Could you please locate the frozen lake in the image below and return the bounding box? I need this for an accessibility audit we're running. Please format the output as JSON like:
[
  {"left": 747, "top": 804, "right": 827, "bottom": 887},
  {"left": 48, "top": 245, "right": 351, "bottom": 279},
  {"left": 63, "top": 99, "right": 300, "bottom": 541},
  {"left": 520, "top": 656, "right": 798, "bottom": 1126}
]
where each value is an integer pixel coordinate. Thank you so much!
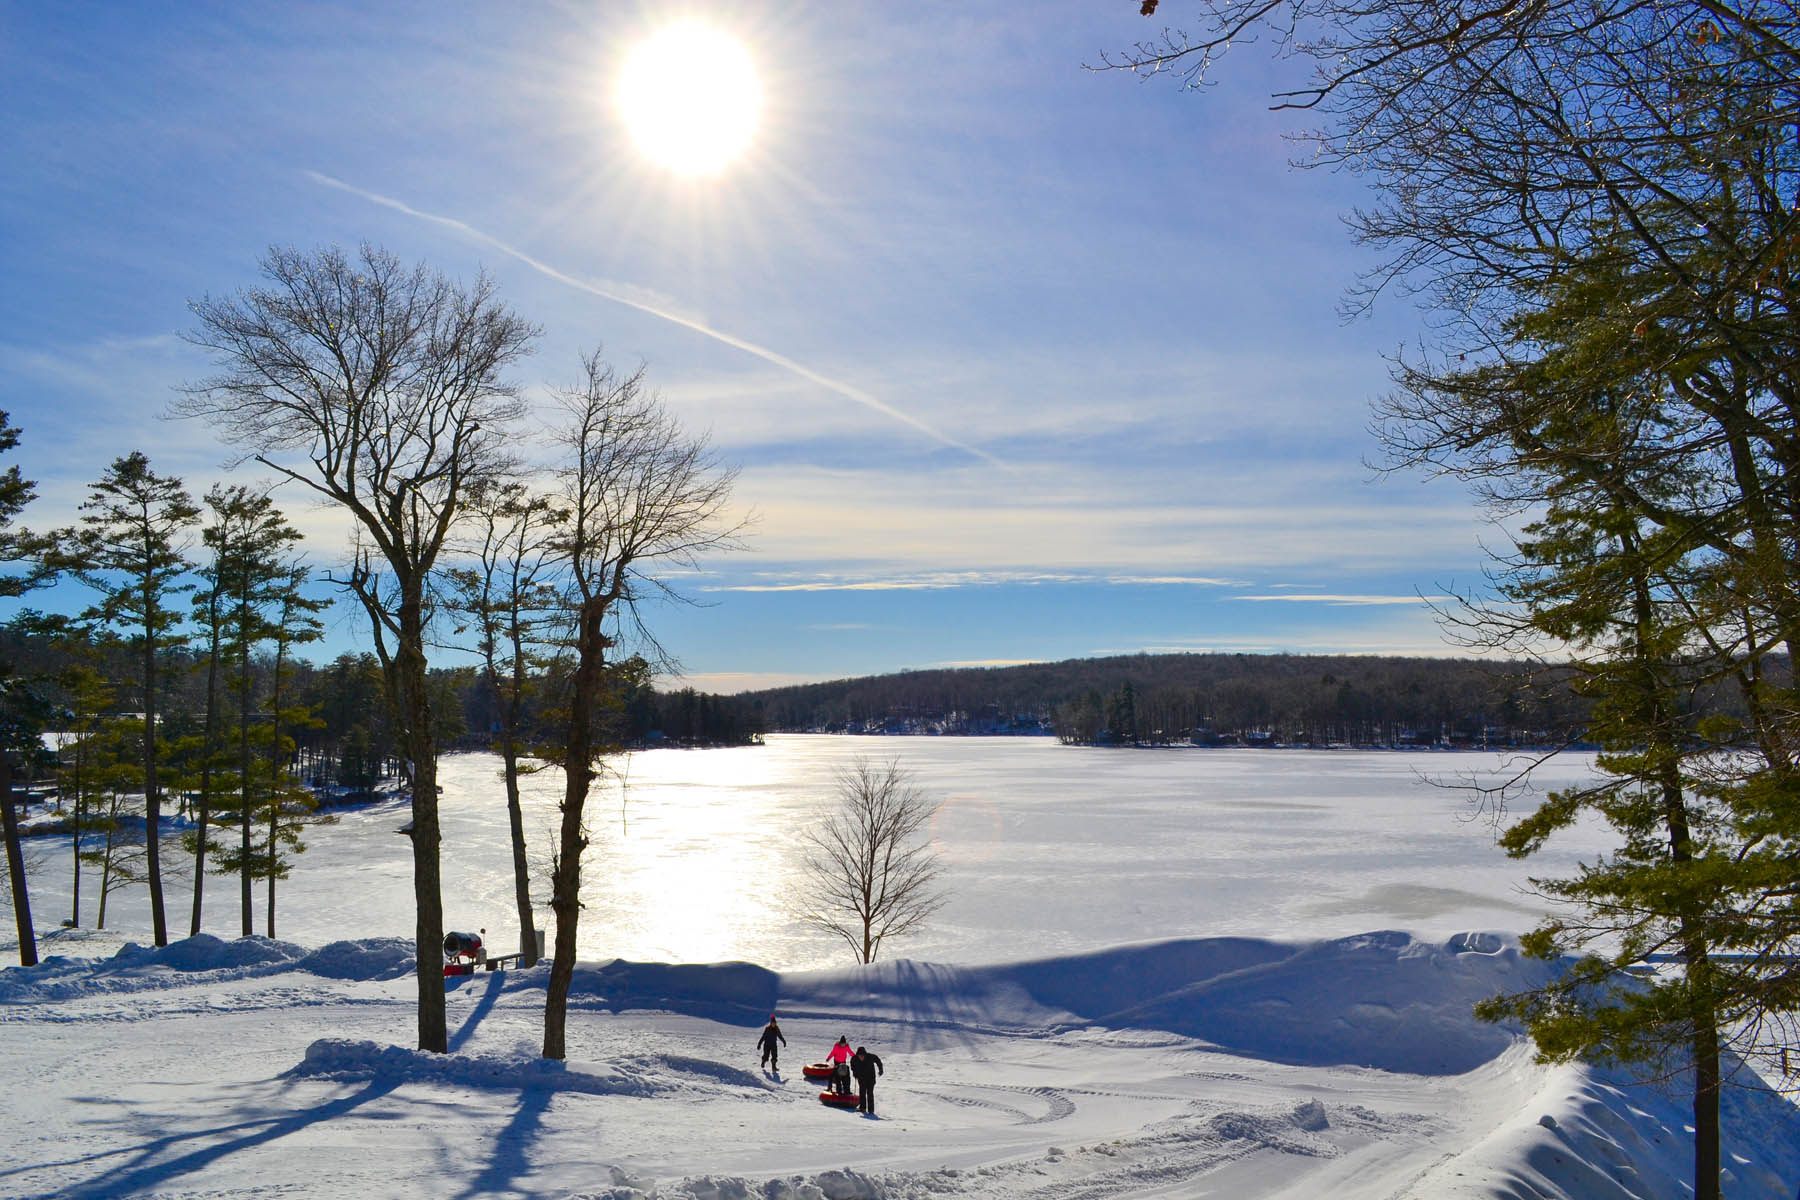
[
  {"left": 16, "top": 734, "right": 1608, "bottom": 971},
  {"left": 10, "top": 737, "right": 1620, "bottom": 971},
  {"left": 532, "top": 735, "right": 1608, "bottom": 969}
]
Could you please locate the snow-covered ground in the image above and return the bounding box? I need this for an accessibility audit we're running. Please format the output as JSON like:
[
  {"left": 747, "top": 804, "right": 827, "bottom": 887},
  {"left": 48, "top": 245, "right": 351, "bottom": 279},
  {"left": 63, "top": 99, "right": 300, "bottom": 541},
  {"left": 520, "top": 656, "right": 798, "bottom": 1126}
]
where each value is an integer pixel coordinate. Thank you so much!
[{"left": 3, "top": 736, "right": 1798, "bottom": 1198}]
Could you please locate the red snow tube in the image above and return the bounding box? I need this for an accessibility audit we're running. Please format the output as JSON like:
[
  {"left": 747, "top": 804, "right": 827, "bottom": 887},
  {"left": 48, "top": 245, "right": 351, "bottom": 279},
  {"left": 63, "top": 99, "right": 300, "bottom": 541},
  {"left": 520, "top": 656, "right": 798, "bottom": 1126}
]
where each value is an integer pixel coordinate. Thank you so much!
[
  {"left": 819, "top": 1091, "right": 860, "bottom": 1109},
  {"left": 801, "top": 1063, "right": 836, "bottom": 1082}
]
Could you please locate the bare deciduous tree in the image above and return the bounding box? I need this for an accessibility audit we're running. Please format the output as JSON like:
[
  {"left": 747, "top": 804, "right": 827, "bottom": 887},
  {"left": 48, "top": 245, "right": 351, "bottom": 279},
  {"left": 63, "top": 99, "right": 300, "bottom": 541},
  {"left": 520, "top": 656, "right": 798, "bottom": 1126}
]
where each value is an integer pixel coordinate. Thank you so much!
[
  {"left": 444, "top": 479, "right": 565, "bottom": 969},
  {"left": 801, "top": 758, "right": 947, "bottom": 965},
  {"left": 540, "top": 352, "right": 741, "bottom": 1060},
  {"left": 178, "top": 242, "right": 537, "bottom": 1053}
]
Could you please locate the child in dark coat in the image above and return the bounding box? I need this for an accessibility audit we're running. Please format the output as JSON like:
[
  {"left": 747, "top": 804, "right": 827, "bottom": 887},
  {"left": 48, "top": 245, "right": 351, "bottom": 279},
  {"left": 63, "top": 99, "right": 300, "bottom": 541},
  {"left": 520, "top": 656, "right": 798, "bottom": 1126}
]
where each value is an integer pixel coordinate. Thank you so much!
[{"left": 757, "top": 1016, "right": 786, "bottom": 1071}]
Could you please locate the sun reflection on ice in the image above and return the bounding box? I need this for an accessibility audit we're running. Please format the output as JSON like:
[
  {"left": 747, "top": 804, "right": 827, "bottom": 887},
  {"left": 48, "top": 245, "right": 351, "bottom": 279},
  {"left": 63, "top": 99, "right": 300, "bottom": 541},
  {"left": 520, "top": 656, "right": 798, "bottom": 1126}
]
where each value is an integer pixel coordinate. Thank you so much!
[{"left": 575, "top": 747, "right": 806, "bottom": 965}]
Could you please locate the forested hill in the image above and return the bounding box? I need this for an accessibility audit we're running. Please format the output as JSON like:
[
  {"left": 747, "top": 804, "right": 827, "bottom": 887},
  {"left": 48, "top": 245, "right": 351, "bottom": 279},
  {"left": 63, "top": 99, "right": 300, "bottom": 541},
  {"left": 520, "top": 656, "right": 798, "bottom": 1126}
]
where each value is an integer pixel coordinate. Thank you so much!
[{"left": 741, "top": 652, "right": 1594, "bottom": 747}]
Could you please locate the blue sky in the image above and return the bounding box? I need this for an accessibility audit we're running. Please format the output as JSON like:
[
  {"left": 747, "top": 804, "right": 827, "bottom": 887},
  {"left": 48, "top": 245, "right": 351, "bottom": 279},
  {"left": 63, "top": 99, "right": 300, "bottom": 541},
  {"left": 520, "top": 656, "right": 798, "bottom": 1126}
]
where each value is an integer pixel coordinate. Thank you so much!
[{"left": 1, "top": 2, "right": 1493, "bottom": 691}]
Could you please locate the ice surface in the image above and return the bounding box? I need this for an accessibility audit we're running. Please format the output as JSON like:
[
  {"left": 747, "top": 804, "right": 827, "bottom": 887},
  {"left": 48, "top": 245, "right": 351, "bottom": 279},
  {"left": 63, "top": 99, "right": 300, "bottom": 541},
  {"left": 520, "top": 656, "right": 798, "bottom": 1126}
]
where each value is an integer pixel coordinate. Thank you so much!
[{"left": 8, "top": 735, "right": 1621, "bottom": 970}]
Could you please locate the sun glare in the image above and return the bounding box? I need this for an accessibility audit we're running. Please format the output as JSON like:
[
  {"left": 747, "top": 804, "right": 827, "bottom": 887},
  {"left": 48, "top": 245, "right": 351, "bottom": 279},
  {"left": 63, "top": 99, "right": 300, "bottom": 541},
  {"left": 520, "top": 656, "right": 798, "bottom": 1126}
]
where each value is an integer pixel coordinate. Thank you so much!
[{"left": 616, "top": 24, "right": 761, "bottom": 175}]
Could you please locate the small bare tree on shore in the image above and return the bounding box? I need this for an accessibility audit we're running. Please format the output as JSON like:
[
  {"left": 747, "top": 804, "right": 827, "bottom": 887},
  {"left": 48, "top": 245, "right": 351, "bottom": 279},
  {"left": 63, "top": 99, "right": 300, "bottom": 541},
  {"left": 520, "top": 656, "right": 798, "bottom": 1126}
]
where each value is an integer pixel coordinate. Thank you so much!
[{"left": 802, "top": 758, "right": 947, "bottom": 964}]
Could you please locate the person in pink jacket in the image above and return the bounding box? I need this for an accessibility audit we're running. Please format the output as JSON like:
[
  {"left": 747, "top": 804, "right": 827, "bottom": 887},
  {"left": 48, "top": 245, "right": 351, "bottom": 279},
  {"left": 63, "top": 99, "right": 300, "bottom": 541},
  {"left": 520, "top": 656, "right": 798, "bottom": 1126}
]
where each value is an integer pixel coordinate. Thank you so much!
[{"left": 826, "top": 1035, "right": 853, "bottom": 1095}]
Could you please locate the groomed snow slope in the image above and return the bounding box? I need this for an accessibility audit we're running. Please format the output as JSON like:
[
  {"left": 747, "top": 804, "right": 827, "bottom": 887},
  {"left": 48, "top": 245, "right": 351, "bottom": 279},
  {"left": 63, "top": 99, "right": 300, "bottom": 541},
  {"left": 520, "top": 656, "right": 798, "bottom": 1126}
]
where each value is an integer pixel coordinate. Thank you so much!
[{"left": 3, "top": 930, "right": 1797, "bottom": 1199}]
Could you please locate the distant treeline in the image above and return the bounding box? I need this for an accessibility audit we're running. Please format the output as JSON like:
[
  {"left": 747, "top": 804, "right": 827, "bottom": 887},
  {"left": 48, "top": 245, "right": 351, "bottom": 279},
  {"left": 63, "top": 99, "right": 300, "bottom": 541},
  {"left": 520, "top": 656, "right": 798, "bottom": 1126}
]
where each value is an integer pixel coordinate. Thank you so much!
[
  {"left": 740, "top": 652, "right": 1617, "bottom": 746},
  {"left": 0, "top": 627, "right": 764, "bottom": 799}
]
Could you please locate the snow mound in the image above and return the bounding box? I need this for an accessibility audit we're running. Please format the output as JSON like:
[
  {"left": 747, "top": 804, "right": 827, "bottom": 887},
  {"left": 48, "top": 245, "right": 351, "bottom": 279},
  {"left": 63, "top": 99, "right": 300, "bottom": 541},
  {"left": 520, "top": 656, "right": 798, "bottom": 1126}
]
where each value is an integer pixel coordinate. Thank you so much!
[
  {"left": 295, "top": 937, "right": 417, "bottom": 980},
  {"left": 290, "top": 1039, "right": 780, "bottom": 1099},
  {"left": 763, "top": 930, "right": 1548, "bottom": 1074},
  {"left": 0, "top": 933, "right": 309, "bottom": 1002},
  {"left": 1408, "top": 1048, "right": 1800, "bottom": 1198},
  {"left": 0, "top": 934, "right": 419, "bottom": 1004},
  {"left": 569, "top": 958, "right": 783, "bottom": 1025},
  {"left": 114, "top": 932, "right": 305, "bottom": 971},
  {"left": 291, "top": 1038, "right": 660, "bottom": 1096},
  {"left": 569, "top": 1166, "right": 887, "bottom": 1200},
  {"left": 1104, "top": 930, "right": 1550, "bottom": 1073}
]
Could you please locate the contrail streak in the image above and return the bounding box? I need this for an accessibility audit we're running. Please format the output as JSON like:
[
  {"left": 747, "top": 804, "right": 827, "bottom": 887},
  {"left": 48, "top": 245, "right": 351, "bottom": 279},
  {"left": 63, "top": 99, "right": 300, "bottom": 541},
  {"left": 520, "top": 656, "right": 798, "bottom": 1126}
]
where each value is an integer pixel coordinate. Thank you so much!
[{"left": 305, "top": 170, "right": 1003, "bottom": 466}]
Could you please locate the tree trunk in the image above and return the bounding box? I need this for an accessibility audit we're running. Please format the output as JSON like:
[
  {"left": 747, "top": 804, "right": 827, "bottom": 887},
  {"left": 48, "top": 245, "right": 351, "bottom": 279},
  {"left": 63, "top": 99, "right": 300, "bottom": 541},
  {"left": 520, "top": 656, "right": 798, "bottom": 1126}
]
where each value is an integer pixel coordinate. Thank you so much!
[
  {"left": 191, "top": 620, "right": 221, "bottom": 936},
  {"left": 502, "top": 744, "right": 537, "bottom": 967},
  {"left": 544, "top": 599, "right": 602, "bottom": 1061},
  {"left": 70, "top": 753, "right": 82, "bottom": 929},
  {"left": 2, "top": 756, "right": 37, "bottom": 967},
  {"left": 97, "top": 791, "right": 117, "bottom": 930},
  {"left": 398, "top": 589, "right": 446, "bottom": 1053},
  {"left": 142, "top": 618, "right": 166, "bottom": 946},
  {"left": 1686, "top": 943, "right": 1722, "bottom": 1200},
  {"left": 266, "top": 640, "right": 286, "bottom": 939},
  {"left": 238, "top": 637, "right": 253, "bottom": 937}
]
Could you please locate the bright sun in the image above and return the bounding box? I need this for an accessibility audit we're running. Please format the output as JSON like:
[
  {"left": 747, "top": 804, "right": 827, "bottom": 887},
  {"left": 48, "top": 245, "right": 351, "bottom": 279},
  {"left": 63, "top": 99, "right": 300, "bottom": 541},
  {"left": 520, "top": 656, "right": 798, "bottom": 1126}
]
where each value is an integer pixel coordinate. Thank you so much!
[{"left": 617, "top": 24, "right": 761, "bottom": 175}]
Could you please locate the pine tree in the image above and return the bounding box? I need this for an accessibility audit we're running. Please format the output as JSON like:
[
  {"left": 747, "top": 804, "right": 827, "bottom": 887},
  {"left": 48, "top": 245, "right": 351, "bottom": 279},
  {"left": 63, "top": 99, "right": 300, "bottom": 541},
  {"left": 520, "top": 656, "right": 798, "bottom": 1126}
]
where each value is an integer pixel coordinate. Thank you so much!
[
  {"left": 1421, "top": 246, "right": 1799, "bottom": 1199},
  {"left": 207, "top": 488, "right": 298, "bottom": 937},
  {"left": 77, "top": 718, "right": 148, "bottom": 932},
  {"left": 183, "top": 485, "right": 285, "bottom": 935},
  {"left": 57, "top": 453, "right": 198, "bottom": 948},
  {"left": 0, "top": 412, "right": 53, "bottom": 965},
  {"left": 260, "top": 559, "right": 327, "bottom": 936},
  {"left": 51, "top": 647, "right": 116, "bottom": 931}
]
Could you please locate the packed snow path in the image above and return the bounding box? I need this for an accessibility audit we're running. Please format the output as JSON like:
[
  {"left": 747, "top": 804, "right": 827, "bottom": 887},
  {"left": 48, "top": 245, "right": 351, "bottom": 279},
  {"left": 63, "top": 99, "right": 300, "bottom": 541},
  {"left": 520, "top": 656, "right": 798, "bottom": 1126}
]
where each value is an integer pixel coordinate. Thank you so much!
[{"left": 3, "top": 932, "right": 1797, "bottom": 1199}]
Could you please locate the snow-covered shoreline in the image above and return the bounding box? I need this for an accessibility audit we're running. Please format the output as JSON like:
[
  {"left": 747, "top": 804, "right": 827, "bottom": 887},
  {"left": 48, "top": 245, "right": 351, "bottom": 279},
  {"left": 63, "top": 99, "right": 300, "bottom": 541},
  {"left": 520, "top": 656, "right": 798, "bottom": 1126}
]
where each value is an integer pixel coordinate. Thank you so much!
[{"left": 3, "top": 929, "right": 1797, "bottom": 1198}]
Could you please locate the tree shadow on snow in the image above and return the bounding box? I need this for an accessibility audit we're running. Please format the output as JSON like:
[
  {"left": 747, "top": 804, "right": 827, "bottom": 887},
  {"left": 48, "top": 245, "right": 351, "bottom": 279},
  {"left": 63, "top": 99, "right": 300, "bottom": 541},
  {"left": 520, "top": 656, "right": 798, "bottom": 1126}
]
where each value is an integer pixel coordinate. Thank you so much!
[
  {"left": 455, "top": 1086, "right": 554, "bottom": 1200},
  {"left": 7, "top": 1076, "right": 401, "bottom": 1199},
  {"left": 449, "top": 970, "right": 509, "bottom": 1053}
]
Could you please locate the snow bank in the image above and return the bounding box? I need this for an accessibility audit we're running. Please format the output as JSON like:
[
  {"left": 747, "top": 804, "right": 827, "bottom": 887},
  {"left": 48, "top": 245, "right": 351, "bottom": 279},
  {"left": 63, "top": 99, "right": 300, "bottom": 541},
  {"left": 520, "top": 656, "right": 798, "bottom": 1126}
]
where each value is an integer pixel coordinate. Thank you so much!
[
  {"left": 0, "top": 933, "right": 417, "bottom": 1002},
  {"left": 1106, "top": 929, "right": 1549, "bottom": 1073},
  {"left": 295, "top": 937, "right": 418, "bottom": 980},
  {"left": 568, "top": 1165, "right": 888, "bottom": 1200},
  {"left": 290, "top": 1037, "right": 776, "bottom": 1099},
  {"left": 1404, "top": 1048, "right": 1800, "bottom": 1198},
  {"left": 596, "top": 930, "right": 1552, "bottom": 1075},
  {"left": 6, "top": 924, "right": 1798, "bottom": 1198},
  {"left": 569, "top": 957, "right": 783, "bottom": 1025}
]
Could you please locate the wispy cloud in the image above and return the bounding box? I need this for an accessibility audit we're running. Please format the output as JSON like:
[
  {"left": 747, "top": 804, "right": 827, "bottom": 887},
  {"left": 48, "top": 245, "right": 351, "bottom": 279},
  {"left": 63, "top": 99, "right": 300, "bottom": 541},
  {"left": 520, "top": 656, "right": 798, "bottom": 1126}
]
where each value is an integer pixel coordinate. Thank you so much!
[
  {"left": 664, "top": 669, "right": 845, "bottom": 694},
  {"left": 1237, "top": 594, "right": 1445, "bottom": 606},
  {"left": 703, "top": 569, "right": 1250, "bottom": 593},
  {"left": 304, "top": 170, "right": 1003, "bottom": 467}
]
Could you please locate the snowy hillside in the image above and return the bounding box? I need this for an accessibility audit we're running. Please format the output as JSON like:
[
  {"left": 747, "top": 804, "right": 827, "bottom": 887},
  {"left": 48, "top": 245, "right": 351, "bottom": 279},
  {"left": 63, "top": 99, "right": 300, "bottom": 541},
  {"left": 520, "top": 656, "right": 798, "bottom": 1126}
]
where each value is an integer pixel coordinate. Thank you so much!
[
  {"left": 3, "top": 929, "right": 1797, "bottom": 1198},
  {"left": 4, "top": 740, "right": 1799, "bottom": 1196}
]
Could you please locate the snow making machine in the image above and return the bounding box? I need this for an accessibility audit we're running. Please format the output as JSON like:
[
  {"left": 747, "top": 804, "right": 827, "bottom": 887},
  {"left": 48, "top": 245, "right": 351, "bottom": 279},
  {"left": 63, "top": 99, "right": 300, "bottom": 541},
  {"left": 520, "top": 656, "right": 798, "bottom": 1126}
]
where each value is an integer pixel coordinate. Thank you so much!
[{"left": 443, "top": 930, "right": 485, "bottom": 976}]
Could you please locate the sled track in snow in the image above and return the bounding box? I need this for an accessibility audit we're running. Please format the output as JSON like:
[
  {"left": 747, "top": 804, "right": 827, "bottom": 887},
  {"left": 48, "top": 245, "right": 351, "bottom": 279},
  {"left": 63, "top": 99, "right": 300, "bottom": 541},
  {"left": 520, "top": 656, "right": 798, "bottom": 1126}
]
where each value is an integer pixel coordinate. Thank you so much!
[{"left": 916, "top": 1083, "right": 1077, "bottom": 1126}]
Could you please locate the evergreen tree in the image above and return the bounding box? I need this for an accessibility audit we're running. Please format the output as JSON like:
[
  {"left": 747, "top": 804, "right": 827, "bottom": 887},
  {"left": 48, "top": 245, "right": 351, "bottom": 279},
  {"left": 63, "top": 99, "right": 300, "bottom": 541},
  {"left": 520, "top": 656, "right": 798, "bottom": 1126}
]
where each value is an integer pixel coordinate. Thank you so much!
[
  {"left": 77, "top": 718, "right": 148, "bottom": 932},
  {"left": 210, "top": 488, "right": 298, "bottom": 936},
  {"left": 57, "top": 453, "right": 198, "bottom": 948},
  {"left": 0, "top": 412, "right": 53, "bottom": 965},
  {"left": 50, "top": 644, "right": 116, "bottom": 931},
  {"left": 260, "top": 559, "right": 327, "bottom": 936},
  {"left": 183, "top": 485, "right": 287, "bottom": 935},
  {"left": 1417, "top": 240, "right": 1800, "bottom": 1197}
]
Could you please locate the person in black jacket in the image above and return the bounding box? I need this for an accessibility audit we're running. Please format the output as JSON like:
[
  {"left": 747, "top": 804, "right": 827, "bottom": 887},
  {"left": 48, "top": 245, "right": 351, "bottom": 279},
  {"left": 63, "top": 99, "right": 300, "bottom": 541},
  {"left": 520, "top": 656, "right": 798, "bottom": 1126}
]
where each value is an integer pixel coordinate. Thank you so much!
[
  {"left": 850, "top": 1045, "right": 884, "bottom": 1115},
  {"left": 757, "top": 1015, "right": 786, "bottom": 1072}
]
